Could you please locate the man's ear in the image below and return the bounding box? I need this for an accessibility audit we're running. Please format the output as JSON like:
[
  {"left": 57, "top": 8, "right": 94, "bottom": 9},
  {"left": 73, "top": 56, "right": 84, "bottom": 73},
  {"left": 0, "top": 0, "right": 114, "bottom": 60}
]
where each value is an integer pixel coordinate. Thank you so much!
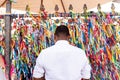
[
  {"left": 67, "top": 35, "right": 70, "bottom": 41},
  {"left": 54, "top": 35, "right": 57, "bottom": 42}
]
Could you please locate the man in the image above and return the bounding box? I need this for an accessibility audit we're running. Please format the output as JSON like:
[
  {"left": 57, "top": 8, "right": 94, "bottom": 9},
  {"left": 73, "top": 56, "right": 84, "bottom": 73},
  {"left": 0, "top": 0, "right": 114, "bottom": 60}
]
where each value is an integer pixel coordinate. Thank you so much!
[{"left": 33, "top": 25, "right": 91, "bottom": 80}]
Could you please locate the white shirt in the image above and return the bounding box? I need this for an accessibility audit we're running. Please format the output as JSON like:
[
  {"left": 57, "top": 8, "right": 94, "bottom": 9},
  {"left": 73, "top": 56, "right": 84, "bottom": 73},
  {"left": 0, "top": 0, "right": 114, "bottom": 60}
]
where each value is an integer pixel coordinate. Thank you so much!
[
  {"left": 0, "top": 68, "right": 6, "bottom": 80},
  {"left": 33, "top": 40, "right": 91, "bottom": 80}
]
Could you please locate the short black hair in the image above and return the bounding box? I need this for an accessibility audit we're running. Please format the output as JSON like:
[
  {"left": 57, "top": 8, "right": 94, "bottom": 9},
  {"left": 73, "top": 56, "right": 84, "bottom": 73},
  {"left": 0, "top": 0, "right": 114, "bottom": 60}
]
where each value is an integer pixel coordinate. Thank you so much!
[{"left": 54, "top": 25, "right": 70, "bottom": 36}]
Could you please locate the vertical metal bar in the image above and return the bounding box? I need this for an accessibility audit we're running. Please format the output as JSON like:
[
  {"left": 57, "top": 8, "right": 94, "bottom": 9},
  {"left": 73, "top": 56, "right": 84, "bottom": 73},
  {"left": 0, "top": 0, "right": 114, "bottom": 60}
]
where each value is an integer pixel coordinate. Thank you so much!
[
  {"left": 41, "top": 0, "right": 43, "bottom": 6},
  {"left": 40, "top": 0, "right": 43, "bottom": 11},
  {"left": 0, "top": 0, "right": 7, "bottom": 7},
  {"left": 5, "top": 0, "right": 11, "bottom": 80},
  {"left": 60, "top": 0, "right": 66, "bottom": 13}
]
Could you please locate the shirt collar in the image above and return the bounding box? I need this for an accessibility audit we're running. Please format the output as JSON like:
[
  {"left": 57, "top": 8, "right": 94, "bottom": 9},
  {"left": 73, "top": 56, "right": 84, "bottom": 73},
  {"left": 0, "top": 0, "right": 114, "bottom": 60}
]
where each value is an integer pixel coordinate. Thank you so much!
[{"left": 55, "top": 40, "right": 69, "bottom": 45}]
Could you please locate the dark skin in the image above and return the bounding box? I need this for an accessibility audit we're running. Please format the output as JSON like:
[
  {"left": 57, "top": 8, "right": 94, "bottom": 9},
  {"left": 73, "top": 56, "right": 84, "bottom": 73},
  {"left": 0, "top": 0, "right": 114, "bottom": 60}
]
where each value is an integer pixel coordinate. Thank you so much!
[
  {"left": 33, "top": 34, "right": 90, "bottom": 80},
  {"left": 82, "top": 79, "right": 90, "bottom": 80},
  {"left": 32, "top": 77, "right": 45, "bottom": 80}
]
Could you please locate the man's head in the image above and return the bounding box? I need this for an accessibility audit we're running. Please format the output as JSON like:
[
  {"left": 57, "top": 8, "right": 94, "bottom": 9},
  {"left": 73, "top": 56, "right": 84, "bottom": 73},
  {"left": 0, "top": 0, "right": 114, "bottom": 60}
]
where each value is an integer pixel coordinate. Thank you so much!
[{"left": 54, "top": 25, "right": 70, "bottom": 42}]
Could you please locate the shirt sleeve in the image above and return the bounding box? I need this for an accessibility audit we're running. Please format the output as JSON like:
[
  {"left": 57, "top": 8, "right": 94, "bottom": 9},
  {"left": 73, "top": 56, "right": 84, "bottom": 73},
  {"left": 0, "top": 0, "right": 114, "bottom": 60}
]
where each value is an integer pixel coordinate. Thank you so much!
[
  {"left": 0, "top": 68, "right": 6, "bottom": 80},
  {"left": 81, "top": 52, "right": 91, "bottom": 79},
  {"left": 33, "top": 51, "right": 45, "bottom": 78}
]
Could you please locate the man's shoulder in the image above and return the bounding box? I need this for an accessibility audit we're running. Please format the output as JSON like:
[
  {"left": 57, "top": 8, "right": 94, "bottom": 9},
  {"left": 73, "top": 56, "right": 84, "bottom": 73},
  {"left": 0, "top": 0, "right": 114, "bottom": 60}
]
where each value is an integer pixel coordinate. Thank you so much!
[
  {"left": 41, "top": 45, "right": 56, "bottom": 53},
  {"left": 0, "top": 68, "right": 6, "bottom": 80},
  {"left": 38, "top": 46, "right": 55, "bottom": 58},
  {"left": 70, "top": 45, "right": 85, "bottom": 53}
]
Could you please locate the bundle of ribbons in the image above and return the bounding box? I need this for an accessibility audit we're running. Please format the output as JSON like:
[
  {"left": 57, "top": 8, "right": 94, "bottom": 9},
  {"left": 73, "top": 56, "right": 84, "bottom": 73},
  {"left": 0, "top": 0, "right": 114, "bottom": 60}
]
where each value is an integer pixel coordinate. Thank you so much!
[{"left": 0, "top": 11, "right": 120, "bottom": 80}]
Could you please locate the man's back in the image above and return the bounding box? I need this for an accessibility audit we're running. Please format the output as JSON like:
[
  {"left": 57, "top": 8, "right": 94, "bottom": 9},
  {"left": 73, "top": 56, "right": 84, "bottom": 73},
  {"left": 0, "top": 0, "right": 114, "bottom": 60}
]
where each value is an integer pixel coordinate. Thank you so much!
[{"left": 33, "top": 40, "right": 91, "bottom": 80}]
